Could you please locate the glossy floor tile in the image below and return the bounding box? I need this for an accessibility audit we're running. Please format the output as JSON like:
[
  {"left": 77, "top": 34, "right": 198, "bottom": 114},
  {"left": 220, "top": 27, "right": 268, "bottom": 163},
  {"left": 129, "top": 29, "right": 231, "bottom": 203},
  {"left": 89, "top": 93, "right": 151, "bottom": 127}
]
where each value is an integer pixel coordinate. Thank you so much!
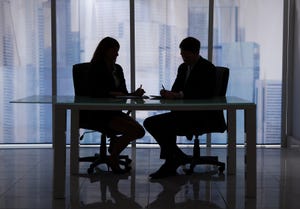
[{"left": 0, "top": 146, "right": 300, "bottom": 209}]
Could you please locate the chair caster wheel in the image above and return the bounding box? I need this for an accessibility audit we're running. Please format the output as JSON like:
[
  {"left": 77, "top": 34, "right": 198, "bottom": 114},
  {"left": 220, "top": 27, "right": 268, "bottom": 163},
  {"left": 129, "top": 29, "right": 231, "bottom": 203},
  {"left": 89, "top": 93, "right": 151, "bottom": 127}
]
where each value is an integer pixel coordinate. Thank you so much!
[
  {"left": 183, "top": 168, "right": 193, "bottom": 175},
  {"left": 87, "top": 167, "right": 94, "bottom": 174},
  {"left": 218, "top": 166, "right": 225, "bottom": 174}
]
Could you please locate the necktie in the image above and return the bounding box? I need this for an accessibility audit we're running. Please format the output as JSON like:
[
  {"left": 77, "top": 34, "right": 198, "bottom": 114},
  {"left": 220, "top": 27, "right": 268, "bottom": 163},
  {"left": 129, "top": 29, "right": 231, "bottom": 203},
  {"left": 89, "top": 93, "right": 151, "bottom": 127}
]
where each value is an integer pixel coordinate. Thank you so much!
[{"left": 185, "top": 65, "right": 191, "bottom": 84}]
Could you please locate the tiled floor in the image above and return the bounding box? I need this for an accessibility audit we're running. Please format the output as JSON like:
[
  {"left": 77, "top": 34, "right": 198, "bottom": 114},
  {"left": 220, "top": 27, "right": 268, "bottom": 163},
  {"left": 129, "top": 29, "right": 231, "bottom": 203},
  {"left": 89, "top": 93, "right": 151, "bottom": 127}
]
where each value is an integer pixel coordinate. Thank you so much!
[{"left": 0, "top": 146, "right": 300, "bottom": 209}]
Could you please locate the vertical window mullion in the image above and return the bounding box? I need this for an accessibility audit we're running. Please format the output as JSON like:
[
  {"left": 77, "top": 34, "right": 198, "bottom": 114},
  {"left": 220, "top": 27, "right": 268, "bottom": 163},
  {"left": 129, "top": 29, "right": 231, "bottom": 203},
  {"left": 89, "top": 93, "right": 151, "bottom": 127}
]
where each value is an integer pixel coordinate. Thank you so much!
[
  {"left": 51, "top": 0, "right": 57, "bottom": 96},
  {"left": 51, "top": 0, "right": 57, "bottom": 146},
  {"left": 208, "top": 0, "right": 214, "bottom": 62},
  {"left": 130, "top": 0, "right": 135, "bottom": 93},
  {"left": 206, "top": 0, "right": 214, "bottom": 146}
]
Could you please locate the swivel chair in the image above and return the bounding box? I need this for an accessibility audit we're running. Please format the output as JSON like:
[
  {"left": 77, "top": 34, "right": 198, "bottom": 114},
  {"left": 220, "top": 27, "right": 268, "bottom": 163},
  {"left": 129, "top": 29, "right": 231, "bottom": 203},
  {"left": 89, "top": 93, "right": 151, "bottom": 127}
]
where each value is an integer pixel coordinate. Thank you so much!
[
  {"left": 183, "top": 66, "right": 229, "bottom": 174},
  {"left": 72, "top": 62, "right": 131, "bottom": 174}
]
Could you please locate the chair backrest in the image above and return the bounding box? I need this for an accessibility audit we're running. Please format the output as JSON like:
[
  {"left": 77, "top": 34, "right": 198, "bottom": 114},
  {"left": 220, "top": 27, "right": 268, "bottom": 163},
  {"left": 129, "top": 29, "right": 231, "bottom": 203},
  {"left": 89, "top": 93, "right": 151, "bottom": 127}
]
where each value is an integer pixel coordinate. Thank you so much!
[
  {"left": 214, "top": 66, "right": 229, "bottom": 97},
  {"left": 72, "top": 62, "right": 92, "bottom": 96},
  {"left": 187, "top": 66, "right": 229, "bottom": 137}
]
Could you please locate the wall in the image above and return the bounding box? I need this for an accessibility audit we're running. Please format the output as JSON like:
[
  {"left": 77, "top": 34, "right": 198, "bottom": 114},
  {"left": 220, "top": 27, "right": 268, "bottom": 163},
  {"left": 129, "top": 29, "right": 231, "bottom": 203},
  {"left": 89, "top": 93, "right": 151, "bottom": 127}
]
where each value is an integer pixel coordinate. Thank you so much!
[{"left": 289, "top": 0, "right": 300, "bottom": 146}]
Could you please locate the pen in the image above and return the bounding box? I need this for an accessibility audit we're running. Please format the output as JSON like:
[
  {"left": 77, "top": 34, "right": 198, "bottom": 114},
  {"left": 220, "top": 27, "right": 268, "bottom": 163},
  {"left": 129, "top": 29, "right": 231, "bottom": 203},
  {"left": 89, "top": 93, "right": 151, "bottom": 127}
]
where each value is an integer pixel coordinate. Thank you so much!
[{"left": 162, "top": 84, "right": 165, "bottom": 90}]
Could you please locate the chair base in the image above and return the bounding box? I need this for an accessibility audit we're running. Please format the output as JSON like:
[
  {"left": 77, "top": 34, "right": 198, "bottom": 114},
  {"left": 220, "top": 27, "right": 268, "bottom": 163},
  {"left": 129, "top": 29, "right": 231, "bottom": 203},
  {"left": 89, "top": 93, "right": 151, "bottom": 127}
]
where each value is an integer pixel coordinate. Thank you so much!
[
  {"left": 79, "top": 154, "right": 132, "bottom": 174},
  {"left": 184, "top": 137, "right": 225, "bottom": 175},
  {"left": 79, "top": 133, "right": 131, "bottom": 174},
  {"left": 184, "top": 155, "right": 225, "bottom": 175}
]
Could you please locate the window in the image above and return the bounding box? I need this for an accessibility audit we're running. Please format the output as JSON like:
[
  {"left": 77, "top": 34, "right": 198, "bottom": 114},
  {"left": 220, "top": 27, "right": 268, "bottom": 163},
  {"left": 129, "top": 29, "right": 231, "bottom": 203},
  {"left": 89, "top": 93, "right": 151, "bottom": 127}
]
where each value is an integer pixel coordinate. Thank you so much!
[
  {"left": 134, "top": 0, "right": 210, "bottom": 143},
  {"left": 56, "top": 0, "right": 130, "bottom": 144},
  {"left": 212, "top": 0, "right": 283, "bottom": 144},
  {"left": 0, "top": 0, "right": 51, "bottom": 143},
  {"left": 0, "top": 0, "right": 283, "bottom": 145}
]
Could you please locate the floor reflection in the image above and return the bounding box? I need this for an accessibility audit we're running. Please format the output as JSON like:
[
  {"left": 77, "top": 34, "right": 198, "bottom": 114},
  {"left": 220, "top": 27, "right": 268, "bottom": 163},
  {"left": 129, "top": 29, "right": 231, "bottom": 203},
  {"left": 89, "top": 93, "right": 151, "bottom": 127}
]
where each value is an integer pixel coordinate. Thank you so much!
[
  {"left": 71, "top": 166, "right": 226, "bottom": 209},
  {"left": 147, "top": 171, "right": 225, "bottom": 209},
  {"left": 72, "top": 170, "right": 142, "bottom": 209},
  {"left": 3, "top": 147, "right": 299, "bottom": 209}
]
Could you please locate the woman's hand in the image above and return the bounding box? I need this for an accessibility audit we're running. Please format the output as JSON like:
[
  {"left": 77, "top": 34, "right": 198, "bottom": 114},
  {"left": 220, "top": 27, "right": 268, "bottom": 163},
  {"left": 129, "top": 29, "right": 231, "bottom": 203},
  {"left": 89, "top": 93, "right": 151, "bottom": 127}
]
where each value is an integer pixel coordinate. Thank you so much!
[
  {"left": 132, "top": 85, "right": 145, "bottom": 97},
  {"left": 160, "top": 89, "right": 183, "bottom": 99}
]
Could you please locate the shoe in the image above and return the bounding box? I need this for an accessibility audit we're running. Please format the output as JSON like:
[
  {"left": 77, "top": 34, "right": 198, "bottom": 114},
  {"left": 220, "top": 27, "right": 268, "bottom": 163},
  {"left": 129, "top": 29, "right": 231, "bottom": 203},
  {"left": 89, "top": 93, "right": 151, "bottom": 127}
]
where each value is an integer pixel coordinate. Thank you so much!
[
  {"left": 108, "top": 137, "right": 116, "bottom": 154},
  {"left": 109, "top": 139, "right": 132, "bottom": 166},
  {"left": 119, "top": 158, "right": 132, "bottom": 165},
  {"left": 126, "top": 158, "right": 132, "bottom": 164},
  {"left": 149, "top": 163, "right": 177, "bottom": 179},
  {"left": 107, "top": 156, "right": 129, "bottom": 174},
  {"left": 178, "top": 155, "right": 192, "bottom": 165},
  {"left": 168, "top": 155, "right": 192, "bottom": 171}
]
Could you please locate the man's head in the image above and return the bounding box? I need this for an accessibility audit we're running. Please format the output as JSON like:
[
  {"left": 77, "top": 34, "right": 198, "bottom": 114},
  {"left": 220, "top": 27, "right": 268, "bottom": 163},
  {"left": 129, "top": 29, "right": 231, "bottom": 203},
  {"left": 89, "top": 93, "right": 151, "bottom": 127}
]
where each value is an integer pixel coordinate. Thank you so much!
[{"left": 179, "top": 37, "right": 200, "bottom": 65}]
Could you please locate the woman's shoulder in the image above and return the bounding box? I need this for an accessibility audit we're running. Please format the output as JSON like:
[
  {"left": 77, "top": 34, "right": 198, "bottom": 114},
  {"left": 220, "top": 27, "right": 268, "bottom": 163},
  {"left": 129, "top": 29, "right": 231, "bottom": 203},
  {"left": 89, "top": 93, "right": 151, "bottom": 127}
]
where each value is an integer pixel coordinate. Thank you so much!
[
  {"left": 114, "top": 63, "right": 123, "bottom": 70},
  {"left": 114, "top": 64, "right": 125, "bottom": 76}
]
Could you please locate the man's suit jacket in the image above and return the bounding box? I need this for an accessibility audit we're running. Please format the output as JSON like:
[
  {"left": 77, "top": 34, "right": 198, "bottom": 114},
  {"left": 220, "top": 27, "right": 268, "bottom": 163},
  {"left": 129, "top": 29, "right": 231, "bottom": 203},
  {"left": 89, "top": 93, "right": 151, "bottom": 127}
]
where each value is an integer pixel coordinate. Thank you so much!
[
  {"left": 171, "top": 56, "right": 226, "bottom": 132},
  {"left": 172, "top": 56, "right": 216, "bottom": 99}
]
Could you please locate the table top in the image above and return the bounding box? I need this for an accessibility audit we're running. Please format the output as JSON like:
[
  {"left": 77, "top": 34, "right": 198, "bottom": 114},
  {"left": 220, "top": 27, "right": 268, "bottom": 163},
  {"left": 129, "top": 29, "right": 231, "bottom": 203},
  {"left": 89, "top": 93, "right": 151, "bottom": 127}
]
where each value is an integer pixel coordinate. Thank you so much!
[{"left": 11, "top": 95, "right": 255, "bottom": 111}]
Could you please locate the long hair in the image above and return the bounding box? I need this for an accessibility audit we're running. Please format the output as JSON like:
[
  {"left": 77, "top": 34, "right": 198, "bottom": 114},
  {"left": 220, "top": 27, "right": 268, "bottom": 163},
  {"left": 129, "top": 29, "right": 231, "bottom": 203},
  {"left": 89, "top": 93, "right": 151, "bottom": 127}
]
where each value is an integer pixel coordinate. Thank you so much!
[{"left": 91, "top": 37, "right": 120, "bottom": 64}]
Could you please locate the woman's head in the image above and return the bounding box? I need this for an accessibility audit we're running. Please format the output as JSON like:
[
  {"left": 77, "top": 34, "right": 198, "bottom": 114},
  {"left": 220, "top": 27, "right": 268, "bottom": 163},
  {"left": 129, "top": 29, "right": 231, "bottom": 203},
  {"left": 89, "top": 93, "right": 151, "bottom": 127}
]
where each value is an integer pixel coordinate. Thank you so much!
[{"left": 91, "top": 37, "right": 120, "bottom": 64}]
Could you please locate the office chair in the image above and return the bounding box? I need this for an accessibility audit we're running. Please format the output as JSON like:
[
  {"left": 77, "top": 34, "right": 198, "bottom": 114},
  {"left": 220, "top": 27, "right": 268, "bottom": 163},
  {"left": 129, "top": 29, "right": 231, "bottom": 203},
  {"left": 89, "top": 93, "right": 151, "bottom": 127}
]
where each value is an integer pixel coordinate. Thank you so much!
[
  {"left": 182, "top": 66, "right": 229, "bottom": 174},
  {"left": 72, "top": 62, "right": 131, "bottom": 174}
]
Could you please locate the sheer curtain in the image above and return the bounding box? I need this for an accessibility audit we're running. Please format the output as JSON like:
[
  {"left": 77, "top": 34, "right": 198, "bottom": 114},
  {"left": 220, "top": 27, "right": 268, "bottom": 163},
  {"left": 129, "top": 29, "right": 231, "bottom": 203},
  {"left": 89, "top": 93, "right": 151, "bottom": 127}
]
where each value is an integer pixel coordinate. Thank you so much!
[
  {"left": 56, "top": 0, "right": 130, "bottom": 144},
  {"left": 56, "top": 0, "right": 130, "bottom": 96},
  {"left": 135, "top": 0, "right": 210, "bottom": 144},
  {"left": 0, "top": 0, "right": 51, "bottom": 143}
]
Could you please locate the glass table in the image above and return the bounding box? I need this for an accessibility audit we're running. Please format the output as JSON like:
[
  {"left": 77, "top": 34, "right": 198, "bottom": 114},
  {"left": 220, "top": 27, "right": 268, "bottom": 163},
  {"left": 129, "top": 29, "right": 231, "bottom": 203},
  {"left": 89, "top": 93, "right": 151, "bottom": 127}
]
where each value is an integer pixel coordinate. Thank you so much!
[{"left": 11, "top": 95, "right": 257, "bottom": 199}]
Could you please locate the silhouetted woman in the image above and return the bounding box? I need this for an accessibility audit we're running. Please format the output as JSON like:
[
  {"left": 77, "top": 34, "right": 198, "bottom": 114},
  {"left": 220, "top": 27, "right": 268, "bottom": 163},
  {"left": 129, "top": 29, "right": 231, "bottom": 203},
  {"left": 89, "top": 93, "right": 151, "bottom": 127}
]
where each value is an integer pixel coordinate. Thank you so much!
[{"left": 82, "top": 37, "right": 145, "bottom": 173}]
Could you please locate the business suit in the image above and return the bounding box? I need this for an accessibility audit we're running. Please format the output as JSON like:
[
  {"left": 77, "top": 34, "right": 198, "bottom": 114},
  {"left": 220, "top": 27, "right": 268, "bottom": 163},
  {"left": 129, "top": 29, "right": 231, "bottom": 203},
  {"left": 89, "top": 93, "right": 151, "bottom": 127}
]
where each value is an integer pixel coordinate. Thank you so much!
[
  {"left": 79, "top": 37, "right": 146, "bottom": 174},
  {"left": 143, "top": 56, "right": 226, "bottom": 160},
  {"left": 89, "top": 62, "right": 128, "bottom": 98},
  {"left": 79, "top": 62, "right": 129, "bottom": 131}
]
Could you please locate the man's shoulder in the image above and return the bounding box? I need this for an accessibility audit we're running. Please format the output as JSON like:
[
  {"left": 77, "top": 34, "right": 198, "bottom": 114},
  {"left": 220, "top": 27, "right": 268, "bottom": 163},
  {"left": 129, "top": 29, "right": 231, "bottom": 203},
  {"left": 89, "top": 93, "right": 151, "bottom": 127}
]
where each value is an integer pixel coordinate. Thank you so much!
[
  {"left": 178, "top": 62, "right": 187, "bottom": 68},
  {"left": 197, "top": 56, "right": 215, "bottom": 68}
]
